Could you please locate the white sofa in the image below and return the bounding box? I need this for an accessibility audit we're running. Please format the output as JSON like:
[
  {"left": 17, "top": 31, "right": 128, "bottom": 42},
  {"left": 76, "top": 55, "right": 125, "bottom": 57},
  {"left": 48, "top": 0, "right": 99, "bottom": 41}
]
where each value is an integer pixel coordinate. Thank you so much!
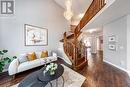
[{"left": 8, "top": 52, "right": 57, "bottom": 75}]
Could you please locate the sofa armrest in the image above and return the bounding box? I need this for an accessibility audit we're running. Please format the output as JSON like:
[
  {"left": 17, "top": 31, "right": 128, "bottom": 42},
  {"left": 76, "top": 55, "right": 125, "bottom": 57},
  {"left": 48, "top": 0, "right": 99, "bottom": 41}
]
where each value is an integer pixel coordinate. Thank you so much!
[
  {"left": 8, "top": 59, "right": 19, "bottom": 75},
  {"left": 52, "top": 52, "right": 57, "bottom": 61}
]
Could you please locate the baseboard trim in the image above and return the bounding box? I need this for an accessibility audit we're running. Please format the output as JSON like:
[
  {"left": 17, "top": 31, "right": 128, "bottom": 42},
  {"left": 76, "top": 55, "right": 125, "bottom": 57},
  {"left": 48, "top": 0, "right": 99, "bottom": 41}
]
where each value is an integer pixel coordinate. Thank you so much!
[
  {"left": 57, "top": 56, "right": 72, "bottom": 65},
  {"left": 103, "top": 60, "right": 130, "bottom": 75}
]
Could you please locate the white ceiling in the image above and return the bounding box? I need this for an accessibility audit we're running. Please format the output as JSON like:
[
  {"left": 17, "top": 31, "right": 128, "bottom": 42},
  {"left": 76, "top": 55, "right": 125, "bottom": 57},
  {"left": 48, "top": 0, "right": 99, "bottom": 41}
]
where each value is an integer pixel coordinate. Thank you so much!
[
  {"left": 54, "top": 0, "right": 130, "bottom": 29},
  {"left": 83, "top": 0, "right": 130, "bottom": 30},
  {"left": 54, "top": 0, "right": 92, "bottom": 15}
]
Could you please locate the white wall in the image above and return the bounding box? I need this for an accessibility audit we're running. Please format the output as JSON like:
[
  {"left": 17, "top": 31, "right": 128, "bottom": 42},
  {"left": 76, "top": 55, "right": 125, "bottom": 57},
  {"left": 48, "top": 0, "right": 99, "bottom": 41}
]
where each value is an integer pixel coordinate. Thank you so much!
[
  {"left": 0, "top": 0, "right": 67, "bottom": 56},
  {"left": 0, "top": 19, "right": 2, "bottom": 44},
  {"left": 103, "top": 16, "right": 127, "bottom": 69},
  {"left": 127, "top": 15, "right": 130, "bottom": 71}
]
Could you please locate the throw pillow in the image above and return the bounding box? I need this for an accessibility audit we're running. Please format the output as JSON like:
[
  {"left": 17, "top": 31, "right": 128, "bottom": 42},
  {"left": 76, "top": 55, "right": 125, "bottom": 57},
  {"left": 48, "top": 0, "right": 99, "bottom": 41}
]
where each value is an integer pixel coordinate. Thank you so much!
[
  {"left": 18, "top": 53, "right": 28, "bottom": 63},
  {"left": 27, "top": 52, "right": 37, "bottom": 61},
  {"left": 41, "top": 51, "right": 48, "bottom": 58}
]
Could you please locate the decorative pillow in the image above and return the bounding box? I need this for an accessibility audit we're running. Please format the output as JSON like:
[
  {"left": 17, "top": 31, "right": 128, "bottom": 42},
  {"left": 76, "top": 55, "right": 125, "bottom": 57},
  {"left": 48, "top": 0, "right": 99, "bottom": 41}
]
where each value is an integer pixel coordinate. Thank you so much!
[
  {"left": 18, "top": 53, "right": 28, "bottom": 63},
  {"left": 27, "top": 52, "right": 37, "bottom": 61},
  {"left": 41, "top": 51, "right": 48, "bottom": 58}
]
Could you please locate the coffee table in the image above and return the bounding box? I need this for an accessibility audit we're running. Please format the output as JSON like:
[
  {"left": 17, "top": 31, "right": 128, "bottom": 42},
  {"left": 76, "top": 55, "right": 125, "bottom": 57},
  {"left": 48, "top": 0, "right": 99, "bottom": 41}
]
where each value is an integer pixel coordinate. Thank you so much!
[{"left": 18, "top": 64, "right": 64, "bottom": 87}]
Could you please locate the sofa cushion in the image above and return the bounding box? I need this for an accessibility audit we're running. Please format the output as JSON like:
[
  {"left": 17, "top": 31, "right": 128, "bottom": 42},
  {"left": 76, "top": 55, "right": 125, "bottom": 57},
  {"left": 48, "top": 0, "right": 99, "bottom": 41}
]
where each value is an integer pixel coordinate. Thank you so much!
[
  {"left": 18, "top": 59, "right": 43, "bottom": 73},
  {"left": 41, "top": 51, "right": 48, "bottom": 58},
  {"left": 18, "top": 53, "right": 28, "bottom": 63},
  {"left": 27, "top": 52, "right": 37, "bottom": 61}
]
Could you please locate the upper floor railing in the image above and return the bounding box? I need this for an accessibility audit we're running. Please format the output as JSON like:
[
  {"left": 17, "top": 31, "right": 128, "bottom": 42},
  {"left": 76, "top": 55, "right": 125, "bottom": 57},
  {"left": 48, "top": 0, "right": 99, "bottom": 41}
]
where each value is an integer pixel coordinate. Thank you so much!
[{"left": 74, "top": 0, "right": 106, "bottom": 38}]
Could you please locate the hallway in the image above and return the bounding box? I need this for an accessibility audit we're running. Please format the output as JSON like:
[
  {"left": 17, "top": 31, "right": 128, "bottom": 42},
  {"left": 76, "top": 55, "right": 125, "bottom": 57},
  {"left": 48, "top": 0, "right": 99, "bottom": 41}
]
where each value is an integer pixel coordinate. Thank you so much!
[{"left": 80, "top": 51, "right": 130, "bottom": 87}]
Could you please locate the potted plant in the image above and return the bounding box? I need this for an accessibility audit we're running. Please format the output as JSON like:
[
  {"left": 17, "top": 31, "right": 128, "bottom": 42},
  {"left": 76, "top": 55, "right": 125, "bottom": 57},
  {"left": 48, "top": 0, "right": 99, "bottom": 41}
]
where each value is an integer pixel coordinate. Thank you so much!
[
  {"left": 0, "top": 50, "right": 16, "bottom": 73},
  {"left": 44, "top": 63, "right": 58, "bottom": 76}
]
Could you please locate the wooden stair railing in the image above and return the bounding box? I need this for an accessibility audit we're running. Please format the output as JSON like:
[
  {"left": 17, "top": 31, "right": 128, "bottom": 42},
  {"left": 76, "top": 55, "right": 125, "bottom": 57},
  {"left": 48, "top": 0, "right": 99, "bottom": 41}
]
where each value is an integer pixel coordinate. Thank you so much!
[
  {"left": 63, "top": 32, "right": 87, "bottom": 70},
  {"left": 63, "top": 32, "right": 77, "bottom": 66},
  {"left": 75, "top": 0, "right": 106, "bottom": 37},
  {"left": 62, "top": 0, "right": 106, "bottom": 70},
  {"left": 75, "top": 42, "right": 88, "bottom": 70}
]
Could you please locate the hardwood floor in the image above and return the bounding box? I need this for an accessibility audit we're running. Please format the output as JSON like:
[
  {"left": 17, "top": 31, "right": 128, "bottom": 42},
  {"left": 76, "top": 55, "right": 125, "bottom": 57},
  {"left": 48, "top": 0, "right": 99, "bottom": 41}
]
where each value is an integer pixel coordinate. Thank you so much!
[
  {"left": 0, "top": 51, "right": 130, "bottom": 87},
  {"left": 81, "top": 52, "right": 130, "bottom": 87}
]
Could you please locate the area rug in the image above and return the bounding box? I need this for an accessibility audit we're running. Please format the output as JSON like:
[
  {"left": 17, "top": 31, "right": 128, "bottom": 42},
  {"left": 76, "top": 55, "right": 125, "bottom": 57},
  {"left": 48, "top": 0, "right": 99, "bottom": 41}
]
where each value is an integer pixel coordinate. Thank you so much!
[{"left": 10, "top": 64, "right": 86, "bottom": 87}]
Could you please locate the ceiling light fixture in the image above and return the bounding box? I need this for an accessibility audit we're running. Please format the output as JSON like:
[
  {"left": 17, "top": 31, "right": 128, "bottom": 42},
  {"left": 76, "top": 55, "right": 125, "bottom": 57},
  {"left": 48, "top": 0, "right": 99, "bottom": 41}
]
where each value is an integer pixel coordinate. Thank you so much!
[
  {"left": 78, "top": 13, "right": 85, "bottom": 19},
  {"left": 64, "top": 0, "right": 73, "bottom": 21}
]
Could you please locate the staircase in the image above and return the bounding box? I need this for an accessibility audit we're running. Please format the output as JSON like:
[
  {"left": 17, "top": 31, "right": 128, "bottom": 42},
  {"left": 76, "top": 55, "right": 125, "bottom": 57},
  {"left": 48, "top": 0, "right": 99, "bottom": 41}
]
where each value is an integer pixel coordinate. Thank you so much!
[{"left": 62, "top": 0, "right": 106, "bottom": 70}]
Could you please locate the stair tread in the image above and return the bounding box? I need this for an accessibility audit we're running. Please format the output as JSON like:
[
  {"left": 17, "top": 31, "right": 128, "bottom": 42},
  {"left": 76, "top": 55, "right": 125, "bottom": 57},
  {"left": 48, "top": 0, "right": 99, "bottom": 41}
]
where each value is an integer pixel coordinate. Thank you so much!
[
  {"left": 77, "top": 57, "right": 86, "bottom": 65},
  {"left": 75, "top": 60, "right": 87, "bottom": 70}
]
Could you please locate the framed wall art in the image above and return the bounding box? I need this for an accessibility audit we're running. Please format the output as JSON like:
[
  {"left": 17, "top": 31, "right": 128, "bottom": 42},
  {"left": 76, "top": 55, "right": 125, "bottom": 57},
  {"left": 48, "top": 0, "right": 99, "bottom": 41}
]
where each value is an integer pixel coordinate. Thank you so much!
[
  {"left": 25, "top": 24, "right": 48, "bottom": 46},
  {"left": 108, "top": 44, "right": 116, "bottom": 51},
  {"left": 108, "top": 35, "right": 116, "bottom": 42}
]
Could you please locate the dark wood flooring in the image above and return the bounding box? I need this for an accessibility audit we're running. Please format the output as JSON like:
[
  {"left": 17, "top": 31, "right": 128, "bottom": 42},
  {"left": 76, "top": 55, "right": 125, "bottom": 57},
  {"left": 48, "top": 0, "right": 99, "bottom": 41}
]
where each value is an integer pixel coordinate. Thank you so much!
[{"left": 0, "top": 51, "right": 130, "bottom": 87}]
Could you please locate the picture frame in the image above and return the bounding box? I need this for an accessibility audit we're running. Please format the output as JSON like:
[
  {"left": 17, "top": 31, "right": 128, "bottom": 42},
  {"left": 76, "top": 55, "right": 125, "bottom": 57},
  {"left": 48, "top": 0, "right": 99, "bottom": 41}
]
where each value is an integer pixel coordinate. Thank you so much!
[
  {"left": 25, "top": 24, "right": 48, "bottom": 46},
  {"left": 108, "top": 44, "right": 116, "bottom": 51},
  {"left": 108, "top": 35, "right": 116, "bottom": 42}
]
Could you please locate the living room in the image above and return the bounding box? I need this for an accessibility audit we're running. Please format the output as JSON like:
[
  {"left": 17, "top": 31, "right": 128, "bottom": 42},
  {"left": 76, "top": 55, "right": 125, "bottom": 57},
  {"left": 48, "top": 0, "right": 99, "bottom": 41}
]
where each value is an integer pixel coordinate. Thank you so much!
[
  {"left": 0, "top": 0, "right": 86, "bottom": 86},
  {"left": 1, "top": 0, "right": 130, "bottom": 87}
]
